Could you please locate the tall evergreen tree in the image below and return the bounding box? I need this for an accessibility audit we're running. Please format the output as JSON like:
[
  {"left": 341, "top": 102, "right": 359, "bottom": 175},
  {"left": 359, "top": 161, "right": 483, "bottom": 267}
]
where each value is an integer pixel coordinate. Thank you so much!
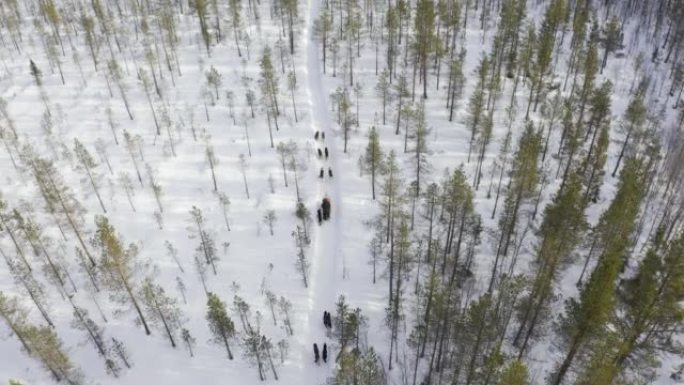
[
  {"left": 362, "top": 126, "right": 386, "bottom": 200},
  {"left": 93, "top": 216, "right": 151, "bottom": 335},
  {"left": 552, "top": 157, "right": 647, "bottom": 385},
  {"left": 206, "top": 292, "right": 235, "bottom": 360}
]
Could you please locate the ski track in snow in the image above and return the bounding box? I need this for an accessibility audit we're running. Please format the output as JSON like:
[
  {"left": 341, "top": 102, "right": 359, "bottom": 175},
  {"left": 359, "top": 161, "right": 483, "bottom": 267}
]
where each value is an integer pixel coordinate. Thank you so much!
[{"left": 302, "top": 0, "right": 342, "bottom": 382}]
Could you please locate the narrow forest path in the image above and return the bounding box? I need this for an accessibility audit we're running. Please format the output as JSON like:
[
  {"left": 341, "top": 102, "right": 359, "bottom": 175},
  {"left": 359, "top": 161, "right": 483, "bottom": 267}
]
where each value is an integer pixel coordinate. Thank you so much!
[{"left": 302, "top": 0, "right": 343, "bottom": 382}]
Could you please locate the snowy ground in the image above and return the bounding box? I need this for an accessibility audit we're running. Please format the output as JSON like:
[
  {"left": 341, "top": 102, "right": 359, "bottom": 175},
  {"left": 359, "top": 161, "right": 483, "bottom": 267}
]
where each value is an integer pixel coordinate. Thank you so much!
[{"left": 0, "top": 0, "right": 681, "bottom": 384}]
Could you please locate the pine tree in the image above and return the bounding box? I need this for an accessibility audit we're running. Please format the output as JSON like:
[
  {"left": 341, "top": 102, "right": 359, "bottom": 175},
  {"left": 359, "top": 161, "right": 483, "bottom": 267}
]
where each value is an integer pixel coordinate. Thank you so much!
[
  {"left": 217, "top": 192, "right": 231, "bottom": 231},
  {"left": 489, "top": 123, "right": 542, "bottom": 292},
  {"left": 412, "top": 101, "right": 431, "bottom": 204},
  {"left": 496, "top": 360, "right": 529, "bottom": 385},
  {"left": 263, "top": 210, "right": 277, "bottom": 236},
  {"left": 24, "top": 323, "right": 84, "bottom": 384},
  {"left": 14, "top": 211, "right": 67, "bottom": 292},
  {"left": 466, "top": 57, "right": 489, "bottom": 163},
  {"left": 260, "top": 47, "right": 280, "bottom": 131},
  {"left": 189, "top": 206, "right": 219, "bottom": 275},
  {"left": 0, "top": 196, "right": 32, "bottom": 272},
  {"left": 228, "top": 0, "right": 243, "bottom": 56},
  {"left": 0, "top": 291, "right": 32, "bottom": 353},
  {"left": 612, "top": 91, "right": 647, "bottom": 176},
  {"left": 206, "top": 292, "right": 235, "bottom": 360},
  {"left": 4, "top": 252, "right": 54, "bottom": 327},
  {"left": 313, "top": 7, "right": 332, "bottom": 74},
  {"left": 140, "top": 278, "right": 182, "bottom": 348},
  {"left": 276, "top": 141, "right": 295, "bottom": 187},
  {"left": 513, "top": 171, "right": 587, "bottom": 356},
  {"left": 206, "top": 66, "right": 222, "bottom": 101},
  {"left": 107, "top": 59, "right": 133, "bottom": 120},
  {"left": 205, "top": 140, "right": 219, "bottom": 191},
  {"left": 340, "top": 88, "right": 355, "bottom": 153},
  {"left": 21, "top": 148, "right": 96, "bottom": 266},
  {"left": 577, "top": 230, "right": 684, "bottom": 384},
  {"left": 552, "top": 157, "right": 647, "bottom": 385},
  {"left": 413, "top": 0, "right": 437, "bottom": 99},
  {"left": 448, "top": 51, "right": 466, "bottom": 121},
  {"left": 68, "top": 304, "right": 110, "bottom": 368},
  {"left": 362, "top": 127, "right": 385, "bottom": 200},
  {"left": 376, "top": 69, "right": 391, "bottom": 125},
  {"left": 526, "top": 0, "right": 565, "bottom": 117},
  {"left": 181, "top": 328, "right": 196, "bottom": 357},
  {"left": 93, "top": 216, "right": 151, "bottom": 335},
  {"left": 379, "top": 151, "right": 405, "bottom": 243},
  {"left": 278, "top": 296, "right": 294, "bottom": 335},
  {"left": 73, "top": 139, "right": 107, "bottom": 213},
  {"left": 600, "top": 15, "right": 622, "bottom": 73},
  {"left": 192, "top": 0, "right": 211, "bottom": 54},
  {"left": 293, "top": 225, "right": 310, "bottom": 287}
]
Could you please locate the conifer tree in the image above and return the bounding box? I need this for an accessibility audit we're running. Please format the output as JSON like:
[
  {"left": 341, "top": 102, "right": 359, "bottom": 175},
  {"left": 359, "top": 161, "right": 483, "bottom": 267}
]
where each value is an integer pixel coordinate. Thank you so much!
[
  {"left": 513, "top": 171, "right": 587, "bottom": 356},
  {"left": 577, "top": 230, "right": 684, "bottom": 384},
  {"left": 580, "top": 124, "right": 609, "bottom": 204},
  {"left": 205, "top": 140, "right": 219, "bottom": 191},
  {"left": 0, "top": 291, "right": 32, "bottom": 353},
  {"left": 93, "top": 216, "right": 151, "bottom": 335},
  {"left": 228, "top": 0, "right": 243, "bottom": 56},
  {"left": 526, "top": 0, "right": 565, "bottom": 117},
  {"left": 14, "top": 211, "right": 66, "bottom": 291},
  {"left": 466, "top": 57, "right": 489, "bottom": 163},
  {"left": 182, "top": 328, "right": 196, "bottom": 357},
  {"left": 192, "top": 0, "right": 211, "bottom": 54},
  {"left": 21, "top": 149, "right": 96, "bottom": 267},
  {"left": 496, "top": 360, "right": 529, "bottom": 385},
  {"left": 362, "top": 126, "right": 386, "bottom": 200},
  {"left": 448, "top": 51, "right": 466, "bottom": 121},
  {"left": 189, "top": 206, "right": 219, "bottom": 275},
  {"left": 600, "top": 15, "right": 622, "bottom": 73},
  {"left": 375, "top": 69, "right": 391, "bottom": 125},
  {"left": 0, "top": 196, "right": 32, "bottom": 272},
  {"left": 379, "top": 151, "right": 404, "bottom": 243},
  {"left": 392, "top": 74, "right": 410, "bottom": 135},
  {"left": 68, "top": 303, "right": 112, "bottom": 372},
  {"left": 206, "top": 292, "right": 235, "bottom": 360},
  {"left": 411, "top": 102, "right": 431, "bottom": 225},
  {"left": 73, "top": 139, "right": 107, "bottom": 213},
  {"left": 489, "top": 123, "right": 542, "bottom": 292},
  {"left": 107, "top": 59, "right": 133, "bottom": 120},
  {"left": 260, "top": 47, "right": 280, "bottom": 131},
  {"left": 206, "top": 66, "right": 222, "bottom": 101},
  {"left": 413, "top": 0, "right": 437, "bottom": 99},
  {"left": 23, "top": 323, "right": 84, "bottom": 384},
  {"left": 313, "top": 7, "right": 332, "bottom": 74},
  {"left": 140, "top": 278, "right": 183, "bottom": 348},
  {"left": 612, "top": 91, "right": 647, "bottom": 176},
  {"left": 552, "top": 157, "right": 647, "bottom": 385},
  {"left": 6, "top": 258, "right": 53, "bottom": 327}
]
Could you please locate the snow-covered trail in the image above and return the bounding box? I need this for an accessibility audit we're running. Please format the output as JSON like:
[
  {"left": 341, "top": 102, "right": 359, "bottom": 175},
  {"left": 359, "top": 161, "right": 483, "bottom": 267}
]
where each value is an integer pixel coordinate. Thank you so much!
[{"left": 302, "top": 0, "right": 343, "bottom": 381}]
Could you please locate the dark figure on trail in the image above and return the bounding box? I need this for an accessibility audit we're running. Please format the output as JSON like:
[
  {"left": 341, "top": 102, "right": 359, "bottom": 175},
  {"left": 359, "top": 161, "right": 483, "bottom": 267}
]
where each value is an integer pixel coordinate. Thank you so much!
[
  {"left": 317, "top": 209, "right": 322, "bottom": 225},
  {"left": 315, "top": 131, "right": 320, "bottom": 140},
  {"left": 319, "top": 168, "right": 324, "bottom": 178},
  {"left": 322, "top": 132, "right": 326, "bottom": 140},
  {"left": 321, "top": 197, "right": 331, "bottom": 220},
  {"left": 324, "top": 147, "right": 329, "bottom": 158},
  {"left": 313, "top": 343, "right": 320, "bottom": 363},
  {"left": 328, "top": 168, "right": 333, "bottom": 177},
  {"left": 317, "top": 148, "right": 323, "bottom": 157},
  {"left": 323, "top": 311, "right": 330, "bottom": 328},
  {"left": 322, "top": 343, "right": 328, "bottom": 363}
]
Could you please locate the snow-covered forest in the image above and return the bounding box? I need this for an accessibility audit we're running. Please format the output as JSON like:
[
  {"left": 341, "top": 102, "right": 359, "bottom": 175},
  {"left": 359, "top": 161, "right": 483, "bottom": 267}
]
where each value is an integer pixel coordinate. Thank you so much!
[{"left": 0, "top": 0, "right": 682, "bottom": 384}]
